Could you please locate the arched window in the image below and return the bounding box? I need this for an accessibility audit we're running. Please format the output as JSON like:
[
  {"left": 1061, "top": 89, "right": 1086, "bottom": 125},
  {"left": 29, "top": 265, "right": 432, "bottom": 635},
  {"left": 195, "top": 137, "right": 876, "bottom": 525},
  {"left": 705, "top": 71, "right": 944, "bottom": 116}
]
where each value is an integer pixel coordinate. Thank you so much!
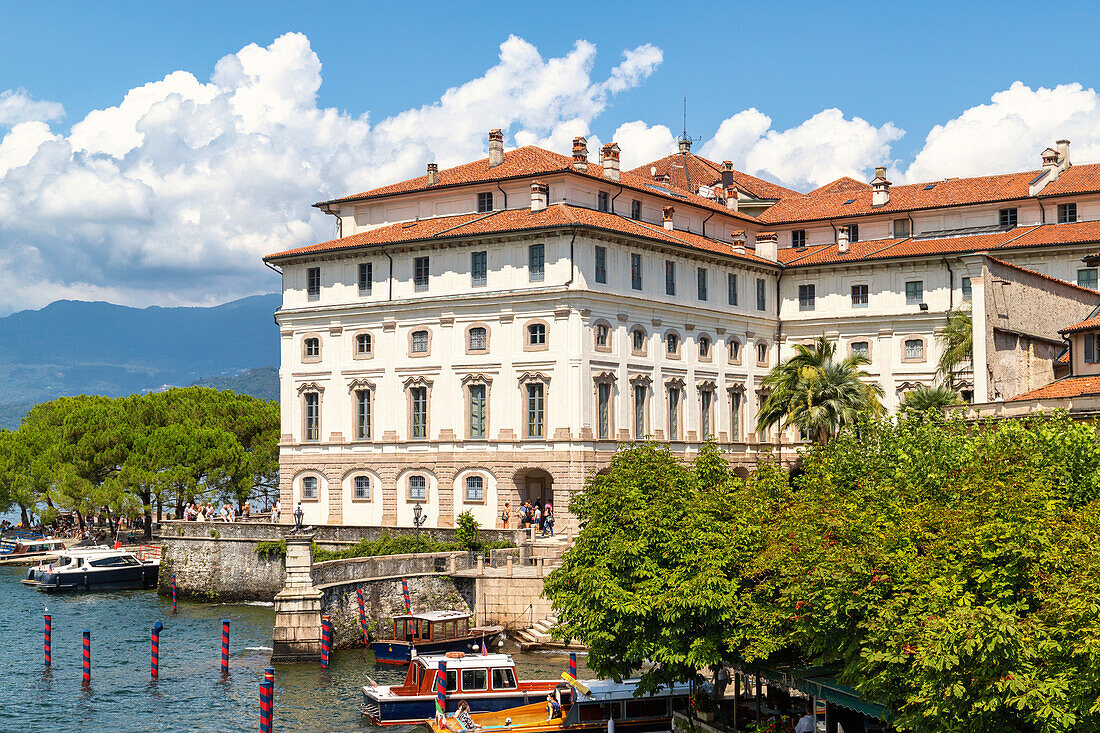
[
  {"left": 302, "top": 336, "right": 321, "bottom": 362},
  {"left": 756, "top": 341, "right": 769, "bottom": 366},
  {"left": 353, "top": 475, "right": 370, "bottom": 500},
  {"left": 408, "top": 474, "right": 427, "bottom": 501},
  {"left": 302, "top": 476, "right": 318, "bottom": 499},
  {"left": 595, "top": 323, "right": 610, "bottom": 349},
  {"left": 355, "top": 333, "right": 372, "bottom": 356},
  {"left": 666, "top": 332, "right": 680, "bottom": 357},
  {"left": 728, "top": 339, "right": 742, "bottom": 363},
  {"left": 468, "top": 326, "right": 487, "bottom": 351},
  {"left": 631, "top": 327, "right": 647, "bottom": 354},
  {"left": 465, "top": 475, "right": 484, "bottom": 502},
  {"left": 411, "top": 330, "right": 429, "bottom": 353},
  {"left": 528, "top": 323, "right": 547, "bottom": 346},
  {"left": 698, "top": 336, "right": 711, "bottom": 359}
]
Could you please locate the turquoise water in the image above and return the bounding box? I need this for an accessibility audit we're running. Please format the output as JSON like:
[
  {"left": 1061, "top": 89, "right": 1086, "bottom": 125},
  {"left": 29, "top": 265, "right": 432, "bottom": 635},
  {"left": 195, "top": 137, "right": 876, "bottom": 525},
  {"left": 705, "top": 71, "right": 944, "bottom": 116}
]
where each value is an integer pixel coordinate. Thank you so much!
[{"left": 0, "top": 566, "right": 588, "bottom": 732}]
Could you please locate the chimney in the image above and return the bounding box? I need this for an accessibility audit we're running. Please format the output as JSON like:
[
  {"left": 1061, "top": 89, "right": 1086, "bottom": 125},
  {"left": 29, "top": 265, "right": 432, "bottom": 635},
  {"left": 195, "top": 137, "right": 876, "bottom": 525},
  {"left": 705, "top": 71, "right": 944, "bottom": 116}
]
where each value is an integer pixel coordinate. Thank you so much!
[
  {"left": 488, "top": 129, "right": 504, "bottom": 167},
  {"left": 756, "top": 232, "right": 778, "bottom": 262},
  {"left": 572, "top": 137, "right": 588, "bottom": 172},
  {"left": 726, "top": 186, "right": 740, "bottom": 213},
  {"left": 1057, "top": 139, "right": 1071, "bottom": 168},
  {"left": 600, "top": 142, "right": 621, "bottom": 181},
  {"left": 678, "top": 138, "right": 691, "bottom": 154},
  {"left": 426, "top": 162, "right": 438, "bottom": 186},
  {"left": 721, "top": 161, "right": 734, "bottom": 189},
  {"left": 731, "top": 230, "right": 746, "bottom": 255},
  {"left": 662, "top": 206, "right": 675, "bottom": 230},
  {"left": 530, "top": 181, "right": 548, "bottom": 212},
  {"left": 871, "top": 166, "right": 891, "bottom": 207},
  {"left": 837, "top": 226, "right": 850, "bottom": 254}
]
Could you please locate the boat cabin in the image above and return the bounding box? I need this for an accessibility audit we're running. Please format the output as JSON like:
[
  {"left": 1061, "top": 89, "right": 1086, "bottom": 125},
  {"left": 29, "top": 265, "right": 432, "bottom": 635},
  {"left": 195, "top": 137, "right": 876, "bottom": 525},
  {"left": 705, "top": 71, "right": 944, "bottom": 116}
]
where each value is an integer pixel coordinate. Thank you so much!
[
  {"left": 0, "top": 538, "right": 65, "bottom": 555},
  {"left": 563, "top": 680, "right": 690, "bottom": 728},
  {"left": 398, "top": 653, "right": 525, "bottom": 696},
  {"left": 391, "top": 610, "right": 472, "bottom": 643}
]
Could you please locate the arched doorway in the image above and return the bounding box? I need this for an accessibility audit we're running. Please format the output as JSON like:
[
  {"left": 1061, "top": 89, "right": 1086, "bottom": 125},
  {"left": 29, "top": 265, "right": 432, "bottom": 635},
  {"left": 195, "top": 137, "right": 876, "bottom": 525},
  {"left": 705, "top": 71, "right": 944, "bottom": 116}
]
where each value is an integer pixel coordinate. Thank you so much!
[{"left": 512, "top": 467, "right": 554, "bottom": 512}]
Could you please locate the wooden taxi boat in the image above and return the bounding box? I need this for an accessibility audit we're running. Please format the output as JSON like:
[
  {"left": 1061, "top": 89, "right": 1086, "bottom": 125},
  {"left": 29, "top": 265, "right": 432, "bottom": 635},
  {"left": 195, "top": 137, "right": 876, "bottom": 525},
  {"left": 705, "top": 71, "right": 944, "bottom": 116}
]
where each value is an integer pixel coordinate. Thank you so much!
[
  {"left": 431, "top": 676, "right": 691, "bottom": 733},
  {"left": 363, "top": 651, "right": 571, "bottom": 725},
  {"left": 372, "top": 610, "right": 503, "bottom": 664}
]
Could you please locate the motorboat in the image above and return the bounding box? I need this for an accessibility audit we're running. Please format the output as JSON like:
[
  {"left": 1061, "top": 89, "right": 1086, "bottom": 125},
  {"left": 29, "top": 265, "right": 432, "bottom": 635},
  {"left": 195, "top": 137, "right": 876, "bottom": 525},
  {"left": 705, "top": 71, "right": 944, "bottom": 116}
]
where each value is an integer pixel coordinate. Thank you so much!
[
  {"left": 21, "top": 545, "right": 161, "bottom": 592},
  {"left": 371, "top": 610, "right": 504, "bottom": 664},
  {"left": 430, "top": 676, "right": 691, "bottom": 733},
  {"left": 0, "top": 535, "right": 66, "bottom": 559},
  {"left": 363, "top": 652, "right": 572, "bottom": 725}
]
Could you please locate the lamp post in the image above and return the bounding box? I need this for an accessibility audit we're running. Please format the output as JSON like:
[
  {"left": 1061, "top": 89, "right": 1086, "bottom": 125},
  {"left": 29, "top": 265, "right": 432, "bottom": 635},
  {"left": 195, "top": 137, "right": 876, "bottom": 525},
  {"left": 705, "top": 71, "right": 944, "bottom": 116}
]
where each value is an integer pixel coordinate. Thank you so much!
[
  {"left": 293, "top": 501, "right": 304, "bottom": 533},
  {"left": 412, "top": 503, "right": 427, "bottom": 553}
]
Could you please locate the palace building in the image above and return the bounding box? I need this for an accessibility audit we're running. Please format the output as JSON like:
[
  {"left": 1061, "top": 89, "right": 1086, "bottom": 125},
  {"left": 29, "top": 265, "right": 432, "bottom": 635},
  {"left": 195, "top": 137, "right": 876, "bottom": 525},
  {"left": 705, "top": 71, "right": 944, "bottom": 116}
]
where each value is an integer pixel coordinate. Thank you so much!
[{"left": 264, "top": 131, "right": 1100, "bottom": 530}]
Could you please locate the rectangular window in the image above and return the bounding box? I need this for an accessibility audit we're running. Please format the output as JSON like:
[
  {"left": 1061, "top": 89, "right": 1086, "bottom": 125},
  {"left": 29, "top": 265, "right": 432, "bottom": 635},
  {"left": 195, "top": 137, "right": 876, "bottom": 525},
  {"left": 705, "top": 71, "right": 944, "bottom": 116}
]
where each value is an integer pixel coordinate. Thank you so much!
[
  {"left": 594, "top": 246, "right": 607, "bottom": 284},
  {"left": 905, "top": 280, "right": 924, "bottom": 305},
  {"left": 411, "top": 330, "right": 429, "bottom": 353},
  {"left": 469, "top": 384, "right": 486, "bottom": 439},
  {"left": 727, "top": 273, "right": 738, "bottom": 306},
  {"left": 668, "top": 388, "right": 680, "bottom": 440},
  {"left": 631, "top": 200, "right": 642, "bottom": 220},
  {"left": 1058, "top": 202, "right": 1078, "bottom": 223},
  {"left": 597, "top": 191, "right": 609, "bottom": 212},
  {"left": 631, "top": 253, "right": 643, "bottom": 290},
  {"left": 904, "top": 339, "right": 925, "bottom": 360},
  {"left": 791, "top": 229, "right": 806, "bottom": 247},
  {"left": 414, "top": 256, "right": 429, "bottom": 292},
  {"left": 848, "top": 224, "right": 859, "bottom": 242},
  {"left": 528, "top": 244, "right": 545, "bottom": 282},
  {"left": 730, "top": 390, "right": 742, "bottom": 442},
  {"left": 302, "top": 476, "right": 317, "bottom": 499},
  {"left": 893, "top": 219, "right": 911, "bottom": 238},
  {"left": 633, "top": 384, "right": 646, "bottom": 438},
  {"left": 700, "top": 390, "right": 713, "bottom": 439},
  {"left": 798, "top": 284, "right": 816, "bottom": 311},
  {"left": 304, "top": 393, "right": 319, "bottom": 441},
  {"left": 697, "top": 268, "right": 708, "bottom": 301},
  {"left": 1086, "top": 334, "right": 1097, "bottom": 363},
  {"left": 999, "top": 208, "right": 1018, "bottom": 227},
  {"left": 1078, "top": 268, "right": 1098, "bottom": 290},
  {"left": 410, "top": 387, "right": 427, "bottom": 439},
  {"left": 528, "top": 323, "right": 546, "bottom": 346},
  {"left": 665, "top": 260, "right": 675, "bottom": 296},
  {"left": 409, "top": 475, "right": 427, "bottom": 501},
  {"left": 471, "top": 251, "right": 487, "bottom": 287},
  {"left": 354, "top": 475, "right": 370, "bottom": 500},
  {"left": 492, "top": 668, "right": 517, "bottom": 690},
  {"left": 597, "top": 382, "right": 611, "bottom": 440},
  {"left": 962, "top": 277, "right": 972, "bottom": 302},
  {"left": 851, "top": 341, "right": 869, "bottom": 359},
  {"left": 851, "top": 284, "right": 868, "bottom": 307},
  {"left": 462, "top": 668, "right": 488, "bottom": 692},
  {"left": 526, "top": 383, "right": 545, "bottom": 438},
  {"left": 306, "top": 267, "right": 321, "bottom": 301},
  {"left": 355, "top": 389, "right": 371, "bottom": 440},
  {"left": 358, "top": 263, "right": 372, "bottom": 296},
  {"left": 465, "top": 476, "right": 484, "bottom": 502},
  {"left": 477, "top": 192, "right": 493, "bottom": 213},
  {"left": 756, "top": 278, "right": 767, "bottom": 311}
]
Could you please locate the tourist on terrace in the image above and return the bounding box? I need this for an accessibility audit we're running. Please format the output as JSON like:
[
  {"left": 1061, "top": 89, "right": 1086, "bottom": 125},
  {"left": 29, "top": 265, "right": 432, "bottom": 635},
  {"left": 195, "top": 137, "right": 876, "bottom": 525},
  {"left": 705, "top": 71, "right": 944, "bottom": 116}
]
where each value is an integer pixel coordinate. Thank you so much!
[
  {"left": 542, "top": 503, "right": 554, "bottom": 537},
  {"left": 501, "top": 502, "right": 511, "bottom": 529}
]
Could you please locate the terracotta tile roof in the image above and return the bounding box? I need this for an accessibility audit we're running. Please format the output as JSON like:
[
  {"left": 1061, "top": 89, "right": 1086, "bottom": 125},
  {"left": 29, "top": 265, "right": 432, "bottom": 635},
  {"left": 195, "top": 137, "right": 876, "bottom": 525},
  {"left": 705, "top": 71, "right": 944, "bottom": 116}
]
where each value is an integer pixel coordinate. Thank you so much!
[
  {"left": 1062, "top": 316, "right": 1100, "bottom": 334},
  {"left": 1058, "top": 350, "right": 1071, "bottom": 364},
  {"left": 318, "top": 146, "right": 759, "bottom": 224},
  {"left": 1007, "top": 375, "right": 1100, "bottom": 401},
  {"left": 807, "top": 177, "right": 871, "bottom": 197},
  {"left": 1039, "top": 163, "right": 1100, "bottom": 196},
  {"left": 625, "top": 152, "right": 799, "bottom": 201},
  {"left": 264, "top": 204, "right": 776, "bottom": 265},
  {"left": 776, "top": 221, "right": 1100, "bottom": 268}
]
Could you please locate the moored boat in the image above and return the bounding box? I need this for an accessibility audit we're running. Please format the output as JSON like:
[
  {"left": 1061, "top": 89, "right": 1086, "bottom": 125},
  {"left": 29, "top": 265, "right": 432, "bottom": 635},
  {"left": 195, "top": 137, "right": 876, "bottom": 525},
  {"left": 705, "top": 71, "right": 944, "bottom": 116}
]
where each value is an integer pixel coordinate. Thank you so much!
[
  {"left": 371, "top": 610, "right": 504, "bottom": 664},
  {"left": 0, "top": 535, "right": 65, "bottom": 559},
  {"left": 21, "top": 545, "right": 161, "bottom": 593},
  {"left": 363, "top": 652, "right": 573, "bottom": 725},
  {"left": 430, "top": 677, "right": 691, "bottom": 733}
]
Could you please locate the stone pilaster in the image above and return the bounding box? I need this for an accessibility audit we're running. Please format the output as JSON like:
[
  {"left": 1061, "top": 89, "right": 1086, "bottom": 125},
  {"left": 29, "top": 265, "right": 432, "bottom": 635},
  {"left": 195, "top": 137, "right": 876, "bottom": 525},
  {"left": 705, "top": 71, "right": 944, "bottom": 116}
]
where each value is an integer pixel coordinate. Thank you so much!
[{"left": 271, "top": 533, "right": 324, "bottom": 662}]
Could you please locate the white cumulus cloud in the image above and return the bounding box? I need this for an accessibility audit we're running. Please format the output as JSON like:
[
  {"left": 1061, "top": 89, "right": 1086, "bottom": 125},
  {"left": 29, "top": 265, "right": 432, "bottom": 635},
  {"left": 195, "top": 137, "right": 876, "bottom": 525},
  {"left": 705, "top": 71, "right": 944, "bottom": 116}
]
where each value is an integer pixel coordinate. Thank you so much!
[{"left": 0, "top": 33, "right": 661, "bottom": 312}]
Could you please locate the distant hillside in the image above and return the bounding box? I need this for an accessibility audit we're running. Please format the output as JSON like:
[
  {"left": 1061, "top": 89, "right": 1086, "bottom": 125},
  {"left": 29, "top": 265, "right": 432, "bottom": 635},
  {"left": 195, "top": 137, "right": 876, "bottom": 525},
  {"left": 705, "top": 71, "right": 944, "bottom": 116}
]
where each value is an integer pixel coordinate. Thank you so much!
[
  {"left": 0, "top": 294, "right": 281, "bottom": 428},
  {"left": 191, "top": 366, "right": 279, "bottom": 401}
]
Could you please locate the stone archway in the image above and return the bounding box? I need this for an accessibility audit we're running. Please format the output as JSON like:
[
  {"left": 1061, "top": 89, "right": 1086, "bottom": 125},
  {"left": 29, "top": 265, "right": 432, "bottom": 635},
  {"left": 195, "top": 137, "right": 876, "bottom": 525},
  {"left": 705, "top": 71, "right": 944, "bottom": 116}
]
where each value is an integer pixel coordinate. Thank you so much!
[{"left": 512, "top": 467, "right": 555, "bottom": 512}]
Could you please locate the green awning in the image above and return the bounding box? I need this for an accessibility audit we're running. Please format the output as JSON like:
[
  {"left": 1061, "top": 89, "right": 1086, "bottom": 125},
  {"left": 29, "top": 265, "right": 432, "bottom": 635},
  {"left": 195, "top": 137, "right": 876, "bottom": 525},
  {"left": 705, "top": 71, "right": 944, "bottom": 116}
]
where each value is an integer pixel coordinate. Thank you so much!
[{"left": 740, "top": 663, "right": 888, "bottom": 720}]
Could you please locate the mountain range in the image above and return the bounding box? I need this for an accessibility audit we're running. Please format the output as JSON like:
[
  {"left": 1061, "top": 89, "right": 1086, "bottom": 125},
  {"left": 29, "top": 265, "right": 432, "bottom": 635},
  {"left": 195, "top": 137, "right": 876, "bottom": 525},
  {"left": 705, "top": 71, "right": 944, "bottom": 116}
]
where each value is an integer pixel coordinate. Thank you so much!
[{"left": 0, "top": 294, "right": 281, "bottom": 428}]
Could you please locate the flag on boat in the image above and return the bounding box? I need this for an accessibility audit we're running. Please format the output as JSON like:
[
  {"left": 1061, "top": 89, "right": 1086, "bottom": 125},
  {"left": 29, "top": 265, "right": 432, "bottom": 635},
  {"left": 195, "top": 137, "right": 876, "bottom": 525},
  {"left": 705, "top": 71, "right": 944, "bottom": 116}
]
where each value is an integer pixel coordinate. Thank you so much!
[
  {"left": 401, "top": 578, "right": 412, "bottom": 613},
  {"left": 481, "top": 639, "right": 488, "bottom": 656}
]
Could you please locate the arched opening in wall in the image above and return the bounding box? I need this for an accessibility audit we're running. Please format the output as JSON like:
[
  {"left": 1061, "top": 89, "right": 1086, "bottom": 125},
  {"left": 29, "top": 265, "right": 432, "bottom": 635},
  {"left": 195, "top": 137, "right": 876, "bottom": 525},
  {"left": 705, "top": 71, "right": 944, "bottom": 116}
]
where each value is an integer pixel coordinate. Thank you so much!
[
  {"left": 732, "top": 466, "right": 751, "bottom": 480},
  {"left": 512, "top": 467, "right": 555, "bottom": 513}
]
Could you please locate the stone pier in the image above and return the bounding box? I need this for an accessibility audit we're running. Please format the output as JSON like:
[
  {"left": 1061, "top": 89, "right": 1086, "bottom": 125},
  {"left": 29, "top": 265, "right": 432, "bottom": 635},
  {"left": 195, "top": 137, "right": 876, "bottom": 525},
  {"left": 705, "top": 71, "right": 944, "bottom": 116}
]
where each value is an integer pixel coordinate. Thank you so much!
[{"left": 272, "top": 534, "right": 324, "bottom": 662}]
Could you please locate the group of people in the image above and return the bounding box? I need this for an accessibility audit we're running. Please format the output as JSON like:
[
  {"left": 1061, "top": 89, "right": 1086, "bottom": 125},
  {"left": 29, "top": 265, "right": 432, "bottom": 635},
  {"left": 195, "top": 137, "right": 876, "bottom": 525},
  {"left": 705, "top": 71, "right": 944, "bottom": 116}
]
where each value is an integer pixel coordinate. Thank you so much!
[
  {"left": 182, "top": 501, "right": 252, "bottom": 522},
  {"left": 500, "top": 501, "right": 554, "bottom": 536},
  {"left": 451, "top": 691, "right": 563, "bottom": 731}
]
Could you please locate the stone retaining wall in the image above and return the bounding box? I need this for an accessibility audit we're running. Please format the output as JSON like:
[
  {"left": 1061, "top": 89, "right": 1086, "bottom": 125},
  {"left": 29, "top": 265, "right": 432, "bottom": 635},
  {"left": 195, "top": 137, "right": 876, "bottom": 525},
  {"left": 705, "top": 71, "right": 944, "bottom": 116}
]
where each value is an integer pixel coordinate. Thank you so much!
[
  {"left": 161, "top": 520, "right": 516, "bottom": 546},
  {"left": 473, "top": 576, "right": 555, "bottom": 630},
  {"left": 312, "top": 552, "right": 470, "bottom": 588},
  {"left": 159, "top": 536, "right": 285, "bottom": 601}
]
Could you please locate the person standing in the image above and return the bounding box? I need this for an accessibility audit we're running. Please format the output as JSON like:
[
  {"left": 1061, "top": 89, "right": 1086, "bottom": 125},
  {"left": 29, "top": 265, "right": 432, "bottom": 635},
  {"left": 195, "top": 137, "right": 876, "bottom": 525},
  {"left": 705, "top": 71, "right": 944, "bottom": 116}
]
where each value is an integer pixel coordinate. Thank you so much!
[
  {"left": 794, "top": 707, "right": 815, "bottom": 733},
  {"left": 271, "top": 498, "right": 281, "bottom": 524},
  {"left": 500, "top": 502, "right": 511, "bottom": 529},
  {"left": 543, "top": 503, "right": 554, "bottom": 536}
]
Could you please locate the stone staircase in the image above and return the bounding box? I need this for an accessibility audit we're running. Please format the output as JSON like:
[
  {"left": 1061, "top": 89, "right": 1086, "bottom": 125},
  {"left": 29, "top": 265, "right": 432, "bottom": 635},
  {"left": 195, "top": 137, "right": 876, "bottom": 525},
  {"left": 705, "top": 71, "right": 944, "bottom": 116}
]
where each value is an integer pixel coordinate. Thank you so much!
[{"left": 513, "top": 613, "right": 558, "bottom": 648}]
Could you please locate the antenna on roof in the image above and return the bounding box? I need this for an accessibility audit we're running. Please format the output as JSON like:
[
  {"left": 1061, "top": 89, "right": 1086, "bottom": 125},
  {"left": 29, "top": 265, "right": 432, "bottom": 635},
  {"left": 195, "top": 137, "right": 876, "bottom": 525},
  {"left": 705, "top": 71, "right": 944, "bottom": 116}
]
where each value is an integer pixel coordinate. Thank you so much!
[{"left": 678, "top": 95, "right": 697, "bottom": 152}]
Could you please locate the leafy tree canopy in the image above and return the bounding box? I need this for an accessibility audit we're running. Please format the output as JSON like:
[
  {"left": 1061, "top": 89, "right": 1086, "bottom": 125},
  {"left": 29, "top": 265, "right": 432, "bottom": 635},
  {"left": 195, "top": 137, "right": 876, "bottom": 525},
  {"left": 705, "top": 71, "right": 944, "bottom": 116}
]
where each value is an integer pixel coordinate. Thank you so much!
[{"left": 546, "top": 414, "right": 1100, "bottom": 731}]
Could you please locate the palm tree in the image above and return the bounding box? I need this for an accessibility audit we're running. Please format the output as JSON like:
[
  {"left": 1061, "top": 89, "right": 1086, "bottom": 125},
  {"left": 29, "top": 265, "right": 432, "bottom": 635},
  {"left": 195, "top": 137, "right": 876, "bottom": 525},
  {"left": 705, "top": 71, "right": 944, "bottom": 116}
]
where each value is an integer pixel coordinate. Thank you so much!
[
  {"left": 757, "top": 335, "right": 884, "bottom": 443},
  {"left": 937, "top": 309, "right": 973, "bottom": 388},
  {"left": 900, "top": 384, "right": 963, "bottom": 416}
]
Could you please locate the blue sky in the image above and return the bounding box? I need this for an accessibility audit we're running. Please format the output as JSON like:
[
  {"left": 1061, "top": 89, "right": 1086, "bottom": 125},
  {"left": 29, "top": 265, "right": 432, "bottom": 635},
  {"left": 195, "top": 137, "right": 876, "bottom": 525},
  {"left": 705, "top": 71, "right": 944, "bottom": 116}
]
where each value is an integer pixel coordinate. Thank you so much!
[{"left": 0, "top": 1, "right": 1098, "bottom": 310}]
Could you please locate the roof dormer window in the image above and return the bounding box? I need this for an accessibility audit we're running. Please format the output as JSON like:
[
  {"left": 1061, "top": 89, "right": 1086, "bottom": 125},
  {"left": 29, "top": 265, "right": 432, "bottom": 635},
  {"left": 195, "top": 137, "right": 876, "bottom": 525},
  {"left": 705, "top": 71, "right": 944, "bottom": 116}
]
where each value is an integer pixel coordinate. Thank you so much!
[{"left": 477, "top": 192, "right": 493, "bottom": 213}]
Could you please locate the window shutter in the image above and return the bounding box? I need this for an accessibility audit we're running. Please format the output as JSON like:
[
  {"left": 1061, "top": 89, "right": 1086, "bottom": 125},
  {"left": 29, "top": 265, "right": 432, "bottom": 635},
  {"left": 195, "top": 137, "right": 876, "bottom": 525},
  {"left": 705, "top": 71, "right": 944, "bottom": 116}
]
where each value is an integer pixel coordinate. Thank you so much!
[{"left": 1086, "top": 335, "right": 1095, "bottom": 364}]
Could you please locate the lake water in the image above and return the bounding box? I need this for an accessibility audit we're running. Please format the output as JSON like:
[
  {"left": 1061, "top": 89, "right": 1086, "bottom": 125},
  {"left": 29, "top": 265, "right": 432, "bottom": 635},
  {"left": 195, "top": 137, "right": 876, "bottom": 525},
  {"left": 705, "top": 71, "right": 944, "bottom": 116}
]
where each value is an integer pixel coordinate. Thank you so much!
[{"left": 0, "top": 565, "right": 588, "bottom": 732}]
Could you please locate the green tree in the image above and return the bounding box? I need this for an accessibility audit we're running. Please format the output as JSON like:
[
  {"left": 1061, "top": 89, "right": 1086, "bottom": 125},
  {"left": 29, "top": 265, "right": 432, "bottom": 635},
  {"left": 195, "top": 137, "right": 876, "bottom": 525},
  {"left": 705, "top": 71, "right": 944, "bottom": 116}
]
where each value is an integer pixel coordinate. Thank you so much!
[
  {"left": 757, "top": 334, "right": 883, "bottom": 443},
  {"left": 455, "top": 510, "right": 481, "bottom": 551},
  {"left": 937, "top": 308, "right": 973, "bottom": 387},
  {"left": 899, "top": 383, "right": 963, "bottom": 416}
]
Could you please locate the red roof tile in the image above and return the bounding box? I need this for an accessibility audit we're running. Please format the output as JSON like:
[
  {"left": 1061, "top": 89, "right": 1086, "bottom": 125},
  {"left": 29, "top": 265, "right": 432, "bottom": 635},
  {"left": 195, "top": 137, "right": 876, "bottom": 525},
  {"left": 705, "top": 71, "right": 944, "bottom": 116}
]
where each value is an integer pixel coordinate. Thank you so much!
[
  {"left": 1060, "top": 312, "right": 1100, "bottom": 334},
  {"left": 625, "top": 152, "right": 799, "bottom": 201},
  {"left": 1007, "top": 375, "right": 1100, "bottom": 401},
  {"left": 758, "top": 163, "right": 1100, "bottom": 225},
  {"left": 1058, "top": 351, "right": 1071, "bottom": 364},
  {"left": 264, "top": 204, "right": 776, "bottom": 265}
]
